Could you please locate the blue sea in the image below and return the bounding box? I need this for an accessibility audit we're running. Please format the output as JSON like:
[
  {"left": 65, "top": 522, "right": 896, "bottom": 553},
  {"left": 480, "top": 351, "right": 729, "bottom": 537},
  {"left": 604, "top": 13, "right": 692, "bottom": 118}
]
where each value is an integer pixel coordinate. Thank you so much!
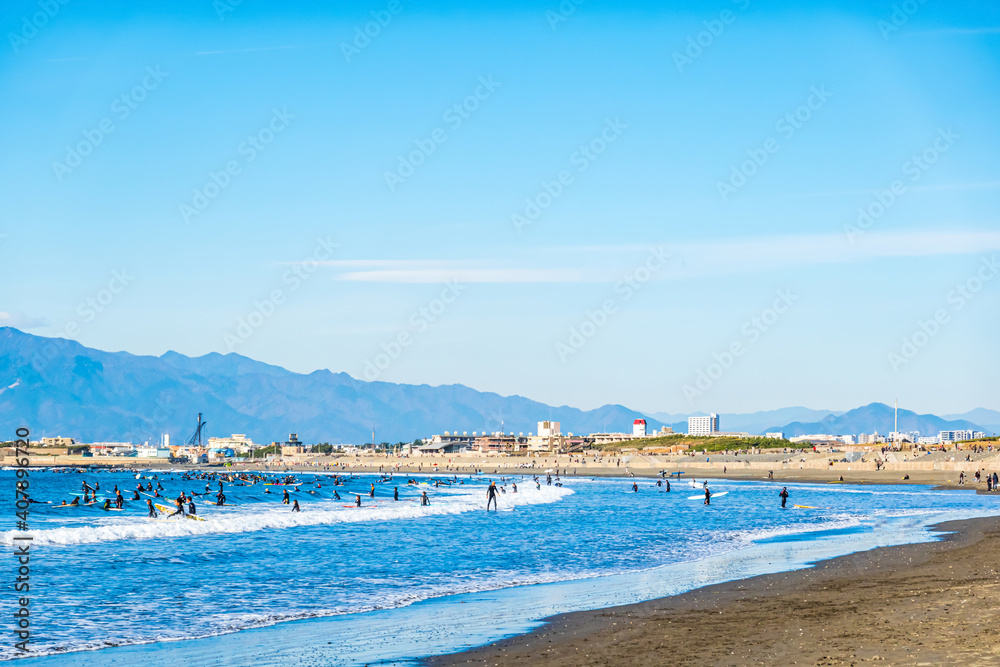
[{"left": 3, "top": 468, "right": 999, "bottom": 665}]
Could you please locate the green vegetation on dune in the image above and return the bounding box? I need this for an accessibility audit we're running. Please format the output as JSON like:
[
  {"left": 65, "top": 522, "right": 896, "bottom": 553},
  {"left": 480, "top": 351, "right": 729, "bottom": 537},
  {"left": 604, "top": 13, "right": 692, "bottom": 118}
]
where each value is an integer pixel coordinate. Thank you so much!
[{"left": 593, "top": 434, "right": 797, "bottom": 453}]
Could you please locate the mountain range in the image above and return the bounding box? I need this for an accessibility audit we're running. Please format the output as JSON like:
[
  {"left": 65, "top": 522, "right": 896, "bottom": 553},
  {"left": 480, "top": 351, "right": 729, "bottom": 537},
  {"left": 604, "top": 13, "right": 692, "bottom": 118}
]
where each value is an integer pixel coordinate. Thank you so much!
[{"left": 0, "top": 328, "right": 994, "bottom": 444}]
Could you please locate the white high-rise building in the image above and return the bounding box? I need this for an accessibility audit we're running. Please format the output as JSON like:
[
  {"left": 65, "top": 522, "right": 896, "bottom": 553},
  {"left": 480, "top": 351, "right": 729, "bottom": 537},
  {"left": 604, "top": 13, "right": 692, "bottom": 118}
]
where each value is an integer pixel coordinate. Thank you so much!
[
  {"left": 688, "top": 413, "right": 719, "bottom": 436},
  {"left": 537, "top": 421, "right": 561, "bottom": 437}
]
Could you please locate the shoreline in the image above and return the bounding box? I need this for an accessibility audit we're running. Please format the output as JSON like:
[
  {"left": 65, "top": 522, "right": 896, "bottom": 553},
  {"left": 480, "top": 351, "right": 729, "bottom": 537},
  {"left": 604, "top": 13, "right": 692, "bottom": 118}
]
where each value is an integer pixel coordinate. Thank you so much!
[{"left": 424, "top": 514, "right": 1000, "bottom": 666}]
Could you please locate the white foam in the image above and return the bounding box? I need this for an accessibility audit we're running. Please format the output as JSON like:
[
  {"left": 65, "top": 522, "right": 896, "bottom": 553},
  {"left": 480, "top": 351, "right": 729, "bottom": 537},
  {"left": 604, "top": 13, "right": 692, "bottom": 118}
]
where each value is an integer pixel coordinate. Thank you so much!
[{"left": 0, "top": 484, "right": 572, "bottom": 547}]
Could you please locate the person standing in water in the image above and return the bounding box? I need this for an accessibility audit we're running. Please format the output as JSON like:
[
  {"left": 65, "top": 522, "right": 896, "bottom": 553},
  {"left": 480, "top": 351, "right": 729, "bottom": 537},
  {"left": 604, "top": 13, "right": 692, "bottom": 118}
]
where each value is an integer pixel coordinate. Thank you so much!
[
  {"left": 355, "top": 494, "right": 362, "bottom": 507},
  {"left": 421, "top": 491, "right": 430, "bottom": 506},
  {"left": 393, "top": 487, "right": 399, "bottom": 501},
  {"left": 704, "top": 487, "right": 711, "bottom": 505},
  {"left": 486, "top": 482, "right": 499, "bottom": 511},
  {"left": 369, "top": 483, "right": 375, "bottom": 498},
  {"left": 292, "top": 499, "right": 300, "bottom": 512},
  {"left": 632, "top": 482, "right": 638, "bottom": 492},
  {"left": 779, "top": 487, "right": 789, "bottom": 508},
  {"left": 282, "top": 489, "right": 290, "bottom": 505},
  {"left": 147, "top": 499, "right": 157, "bottom": 518}
]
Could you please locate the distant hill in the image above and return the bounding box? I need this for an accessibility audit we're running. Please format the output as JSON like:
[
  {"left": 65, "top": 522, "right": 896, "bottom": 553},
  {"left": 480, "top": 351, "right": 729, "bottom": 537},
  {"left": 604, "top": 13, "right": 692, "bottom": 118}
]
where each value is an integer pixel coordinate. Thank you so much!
[
  {"left": 764, "top": 402, "right": 990, "bottom": 438},
  {"left": 0, "top": 328, "right": 664, "bottom": 444}
]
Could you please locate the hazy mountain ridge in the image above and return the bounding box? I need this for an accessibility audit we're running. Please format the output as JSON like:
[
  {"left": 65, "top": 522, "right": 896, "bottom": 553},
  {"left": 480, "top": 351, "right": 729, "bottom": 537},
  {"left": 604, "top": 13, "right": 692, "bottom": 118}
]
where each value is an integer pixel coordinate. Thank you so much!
[
  {"left": 0, "top": 328, "right": 992, "bottom": 444},
  {"left": 0, "top": 328, "right": 665, "bottom": 444}
]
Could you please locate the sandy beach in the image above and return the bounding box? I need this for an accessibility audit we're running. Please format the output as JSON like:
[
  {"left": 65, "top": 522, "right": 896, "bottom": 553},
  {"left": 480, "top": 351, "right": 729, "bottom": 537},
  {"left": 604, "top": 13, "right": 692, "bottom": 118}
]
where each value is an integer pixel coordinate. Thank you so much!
[{"left": 425, "top": 514, "right": 1000, "bottom": 666}]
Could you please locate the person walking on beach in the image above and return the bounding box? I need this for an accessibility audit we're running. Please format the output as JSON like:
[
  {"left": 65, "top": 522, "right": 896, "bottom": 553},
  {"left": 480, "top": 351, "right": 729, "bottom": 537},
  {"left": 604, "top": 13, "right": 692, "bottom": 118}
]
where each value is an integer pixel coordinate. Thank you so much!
[
  {"left": 779, "top": 487, "right": 789, "bottom": 508},
  {"left": 486, "top": 482, "right": 499, "bottom": 511}
]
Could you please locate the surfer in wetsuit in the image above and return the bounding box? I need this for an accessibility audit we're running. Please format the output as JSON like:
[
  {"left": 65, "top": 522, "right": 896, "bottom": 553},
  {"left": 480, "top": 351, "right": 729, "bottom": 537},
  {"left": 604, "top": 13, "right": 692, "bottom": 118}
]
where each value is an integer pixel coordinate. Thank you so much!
[
  {"left": 70, "top": 496, "right": 80, "bottom": 506},
  {"left": 147, "top": 499, "right": 157, "bottom": 517},
  {"left": 421, "top": 491, "right": 430, "bottom": 506},
  {"left": 393, "top": 487, "right": 399, "bottom": 501},
  {"left": 704, "top": 487, "right": 711, "bottom": 505},
  {"left": 167, "top": 497, "right": 184, "bottom": 518},
  {"left": 282, "top": 489, "right": 290, "bottom": 504},
  {"left": 665, "top": 480, "right": 670, "bottom": 492},
  {"left": 292, "top": 500, "right": 300, "bottom": 512},
  {"left": 486, "top": 482, "right": 499, "bottom": 511},
  {"left": 632, "top": 482, "right": 638, "bottom": 493},
  {"left": 188, "top": 498, "right": 196, "bottom": 515},
  {"left": 355, "top": 495, "right": 362, "bottom": 507},
  {"left": 115, "top": 490, "right": 124, "bottom": 509},
  {"left": 216, "top": 491, "right": 226, "bottom": 506},
  {"left": 333, "top": 490, "right": 341, "bottom": 500},
  {"left": 132, "top": 490, "right": 141, "bottom": 500},
  {"left": 779, "top": 487, "right": 789, "bottom": 508},
  {"left": 103, "top": 499, "right": 111, "bottom": 510},
  {"left": 370, "top": 483, "right": 375, "bottom": 498}
]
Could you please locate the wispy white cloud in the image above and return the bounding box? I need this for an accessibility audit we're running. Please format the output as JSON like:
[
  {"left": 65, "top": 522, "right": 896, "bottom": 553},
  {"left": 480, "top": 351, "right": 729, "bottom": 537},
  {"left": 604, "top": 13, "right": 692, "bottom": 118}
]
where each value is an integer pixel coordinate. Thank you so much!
[
  {"left": 781, "top": 181, "right": 1000, "bottom": 199},
  {"left": 910, "top": 27, "right": 1000, "bottom": 36},
  {"left": 193, "top": 44, "right": 313, "bottom": 56},
  {"left": 0, "top": 312, "right": 50, "bottom": 329},
  {"left": 320, "top": 230, "right": 1000, "bottom": 283},
  {"left": 337, "top": 268, "right": 585, "bottom": 283}
]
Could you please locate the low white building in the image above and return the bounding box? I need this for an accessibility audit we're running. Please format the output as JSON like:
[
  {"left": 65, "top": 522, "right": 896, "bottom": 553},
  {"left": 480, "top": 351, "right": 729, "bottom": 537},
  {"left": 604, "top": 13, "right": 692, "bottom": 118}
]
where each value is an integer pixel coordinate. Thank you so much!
[
  {"left": 136, "top": 447, "right": 171, "bottom": 458},
  {"left": 632, "top": 419, "right": 647, "bottom": 437}
]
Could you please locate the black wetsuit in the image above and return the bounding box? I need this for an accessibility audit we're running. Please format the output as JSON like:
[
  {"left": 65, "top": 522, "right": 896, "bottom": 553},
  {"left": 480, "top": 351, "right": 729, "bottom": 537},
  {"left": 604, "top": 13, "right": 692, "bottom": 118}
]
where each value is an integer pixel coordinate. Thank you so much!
[
  {"left": 779, "top": 488, "right": 789, "bottom": 508},
  {"left": 486, "top": 484, "right": 498, "bottom": 511},
  {"left": 394, "top": 487, "right": 399, "bottom": 501},
  {"left": 421, "top": 492, "right": 429, "bottom": 506},
  {"left": 704, "top": 489, "right": 711, "bottom": 505}
]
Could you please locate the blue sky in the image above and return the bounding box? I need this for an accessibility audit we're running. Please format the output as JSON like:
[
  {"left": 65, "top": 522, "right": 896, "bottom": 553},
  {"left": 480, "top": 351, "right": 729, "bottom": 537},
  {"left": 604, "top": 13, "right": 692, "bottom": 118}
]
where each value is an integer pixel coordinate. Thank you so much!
[{"left": 1, "top": 0, "right": 998, "bottom": 416}]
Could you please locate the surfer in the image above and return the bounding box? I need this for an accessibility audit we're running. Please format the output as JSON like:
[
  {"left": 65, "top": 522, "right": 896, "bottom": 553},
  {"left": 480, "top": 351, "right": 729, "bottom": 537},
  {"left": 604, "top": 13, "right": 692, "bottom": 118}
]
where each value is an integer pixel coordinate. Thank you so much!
[
  {"left": 169, "top": 497, "right": 185, "bottom": 518},
  {"left": 486, "top": 482, "right": 499, "bottom": 511},
  {"left": 632, "top": 482, "right": 638, "bottom": 492},
  {"left": 188, "top": 498, "right": 196, "bottom": 515},
  {"left": 421, "top": 491, "right": 429, "bottom": 506},
  {"left": 292, "top": 500, "right": 300, "bottom": 512},
  {"left": 355, "top": 495, "right": 362, "bottom": 507},
  {"left": 282, "top": 489, "right": 290, "bottom": 504},
  {"left": 147, "top": 499, "right": 157, "bottom": 517},
  {"left": 512, "top": 482, "right": 517, "bottom": 493},
  {"left": 779, "top": 487, "right": 789, "bottom": 508},
  {"left": 665, "top": 480, "right": 670, "bottom": 492},
  {"left": 333, "top": 490, "right": 341, "bottom": 501},
  {"left": 102, "top": 499, "right": 111, "bottom": 510},
  {"left": 132, "top": 490, "right": 141, "bottom": 500},
  {"left": 704, "top": 487, "right": 711, "bottom": 505},
  {"left": 370, "top": 483, "right": 375, "bottom": 498},
  {"left": 393, "top": 487, "right": 399, "bottom": 501},
  {"left": 69, "top": 496, "right": 80, "bottom": 506},
  {"left": 115, "top": 490, "right": 124, "bottom": 509},
  {"left": 216, "top": 491, "right": 226, "bottom": 506}
]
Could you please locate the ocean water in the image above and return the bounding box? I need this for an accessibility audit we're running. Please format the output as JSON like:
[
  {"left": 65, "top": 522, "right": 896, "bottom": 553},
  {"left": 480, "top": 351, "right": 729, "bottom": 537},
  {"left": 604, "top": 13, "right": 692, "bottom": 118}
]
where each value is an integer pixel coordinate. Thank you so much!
[{"left": 2, "top": 468, "right": 999, "bottom": 665}]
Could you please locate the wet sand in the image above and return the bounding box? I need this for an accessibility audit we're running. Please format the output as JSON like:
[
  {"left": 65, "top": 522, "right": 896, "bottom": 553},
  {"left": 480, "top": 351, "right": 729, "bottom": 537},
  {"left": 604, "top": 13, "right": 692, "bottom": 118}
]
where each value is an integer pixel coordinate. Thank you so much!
[{"left": 426, "top": 516, "right": 1000, "bottom": 666}]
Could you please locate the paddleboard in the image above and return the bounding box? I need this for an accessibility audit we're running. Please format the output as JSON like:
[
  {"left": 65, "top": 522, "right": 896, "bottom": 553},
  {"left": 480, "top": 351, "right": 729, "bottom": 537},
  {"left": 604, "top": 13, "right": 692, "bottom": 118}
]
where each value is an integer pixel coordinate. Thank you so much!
[
  {"left": 793, "top": 504, "right": 820, "bottom": 509},
  {"left": 688, "top": 491, "right": 728, "bottom": 500}
]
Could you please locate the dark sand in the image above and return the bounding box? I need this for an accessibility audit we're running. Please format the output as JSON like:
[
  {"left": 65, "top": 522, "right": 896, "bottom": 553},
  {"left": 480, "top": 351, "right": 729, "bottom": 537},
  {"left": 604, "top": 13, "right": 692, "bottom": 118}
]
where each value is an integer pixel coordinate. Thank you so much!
[{"left": 426, "top": 516, "right": 1000, "bottom": 666}]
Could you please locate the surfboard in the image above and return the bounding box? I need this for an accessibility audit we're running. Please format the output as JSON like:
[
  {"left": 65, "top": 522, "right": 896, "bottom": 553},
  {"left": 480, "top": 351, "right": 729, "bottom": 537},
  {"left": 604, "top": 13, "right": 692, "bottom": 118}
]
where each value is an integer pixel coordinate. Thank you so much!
[
  {"left": 688, "top": 491, "right": 728, "bottom": 500},
  {"left": 793, "top": 504, "right": 820, "bottom": 509}
]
